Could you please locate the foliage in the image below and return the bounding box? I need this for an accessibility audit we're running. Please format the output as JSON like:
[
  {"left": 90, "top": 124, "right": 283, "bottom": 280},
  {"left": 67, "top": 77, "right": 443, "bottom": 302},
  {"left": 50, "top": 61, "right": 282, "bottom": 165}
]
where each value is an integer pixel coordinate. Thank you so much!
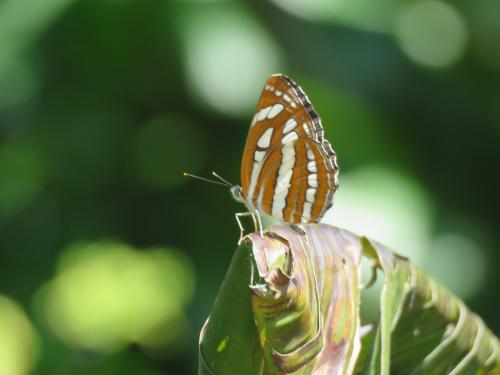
[{"left": 199, "top": 225, "right": 499, "bottom": 374}]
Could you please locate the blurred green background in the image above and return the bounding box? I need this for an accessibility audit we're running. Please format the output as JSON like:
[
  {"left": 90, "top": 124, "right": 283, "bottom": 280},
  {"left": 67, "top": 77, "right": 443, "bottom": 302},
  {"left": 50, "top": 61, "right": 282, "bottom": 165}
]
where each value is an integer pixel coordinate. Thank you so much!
[{"left": 0, "top": 0, "right": 499, "bottom": 374}]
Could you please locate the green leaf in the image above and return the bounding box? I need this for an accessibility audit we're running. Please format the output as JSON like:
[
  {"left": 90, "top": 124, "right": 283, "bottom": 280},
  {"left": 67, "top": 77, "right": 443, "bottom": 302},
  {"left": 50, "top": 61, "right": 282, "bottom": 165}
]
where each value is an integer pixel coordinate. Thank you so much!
[
  {"left": 199, "top": 241, "right": 262, "bottom": 375},
  {"left": 361, "top": 237, "right": 500, "bottom": 375},
  {"left": 199, "top": 224, "right": 500, "bottom": 374}
]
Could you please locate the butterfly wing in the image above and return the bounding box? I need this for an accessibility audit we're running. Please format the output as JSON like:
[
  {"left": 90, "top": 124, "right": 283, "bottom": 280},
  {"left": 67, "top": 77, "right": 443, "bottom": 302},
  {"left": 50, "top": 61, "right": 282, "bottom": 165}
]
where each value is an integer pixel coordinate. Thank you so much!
[{"left": 240, "top": 74, "right": 339, "bottom": 224}]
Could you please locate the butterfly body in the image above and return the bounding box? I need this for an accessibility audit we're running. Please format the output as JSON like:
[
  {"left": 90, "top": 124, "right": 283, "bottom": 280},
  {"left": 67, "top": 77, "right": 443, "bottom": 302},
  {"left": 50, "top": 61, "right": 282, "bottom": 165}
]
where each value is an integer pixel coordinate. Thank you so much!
[{"left": 235, "top": 74, "right": 339, "bottom": 227}]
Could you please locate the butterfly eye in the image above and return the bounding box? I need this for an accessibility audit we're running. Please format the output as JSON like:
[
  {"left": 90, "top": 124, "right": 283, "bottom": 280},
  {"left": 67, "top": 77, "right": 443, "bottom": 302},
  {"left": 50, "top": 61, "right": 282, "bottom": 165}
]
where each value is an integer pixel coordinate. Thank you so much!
[{"left": 230, "top": 186, "right": 243, "bottom": 202}]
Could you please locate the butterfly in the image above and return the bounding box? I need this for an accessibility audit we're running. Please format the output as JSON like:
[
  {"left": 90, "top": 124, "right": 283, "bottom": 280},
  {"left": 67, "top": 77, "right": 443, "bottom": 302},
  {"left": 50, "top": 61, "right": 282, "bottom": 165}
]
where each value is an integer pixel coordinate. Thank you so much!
[
  {"left": 230, "top": 74, "right": 339, "bottom": 236},
  {"left": 185, "top": 74, "right": 338, "bottom": 238}
]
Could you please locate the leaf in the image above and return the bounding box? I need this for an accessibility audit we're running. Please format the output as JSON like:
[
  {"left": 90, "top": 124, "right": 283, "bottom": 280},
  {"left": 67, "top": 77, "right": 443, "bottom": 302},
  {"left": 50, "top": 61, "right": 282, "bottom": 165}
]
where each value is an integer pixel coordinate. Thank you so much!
[
  {"left": 360, "top": 237, "right": 500, "bottom": 375},
  {"left": 199, "top": 224, "right": 500, "bottom": 374},
  {"left": 198, "top": 241, "right": 262, "bottom": 375},
  {"left": 249, "top": 226, "right": 363, "bottom": 374}
]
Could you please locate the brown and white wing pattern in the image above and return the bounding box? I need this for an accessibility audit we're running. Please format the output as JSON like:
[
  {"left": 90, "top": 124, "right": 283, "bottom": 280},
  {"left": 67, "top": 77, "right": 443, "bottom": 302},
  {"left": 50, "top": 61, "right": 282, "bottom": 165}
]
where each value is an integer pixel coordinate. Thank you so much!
[{"left": 240, "top": 74, "right": 339, "bottom": 224}]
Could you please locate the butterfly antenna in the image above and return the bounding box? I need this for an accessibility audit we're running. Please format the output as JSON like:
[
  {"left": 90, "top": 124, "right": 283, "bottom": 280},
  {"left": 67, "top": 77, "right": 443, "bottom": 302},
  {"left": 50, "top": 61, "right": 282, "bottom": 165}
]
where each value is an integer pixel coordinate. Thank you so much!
[
  {"left": 211, "top": 172, "right": 233, "bottom": 187},
  {"left": 183, "top": 172, "right": 228, "bottom": 187}
]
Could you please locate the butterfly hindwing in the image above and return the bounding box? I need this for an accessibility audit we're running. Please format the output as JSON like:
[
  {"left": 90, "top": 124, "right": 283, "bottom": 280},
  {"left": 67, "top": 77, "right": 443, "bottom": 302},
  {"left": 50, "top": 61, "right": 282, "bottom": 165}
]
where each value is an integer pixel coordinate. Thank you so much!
[{"left": 257, "top": 138, "right": 335, "bottom": 223}]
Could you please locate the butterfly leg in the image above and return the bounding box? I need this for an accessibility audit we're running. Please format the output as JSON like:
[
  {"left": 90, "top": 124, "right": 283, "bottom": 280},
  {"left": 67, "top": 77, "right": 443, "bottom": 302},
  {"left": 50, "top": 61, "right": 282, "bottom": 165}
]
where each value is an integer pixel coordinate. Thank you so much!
[
  {"left": 235, "top": 212, "right": 253, "bottom": 244},
  {"left": 254, "top": 210, "right": 264, "bottom": 238}
]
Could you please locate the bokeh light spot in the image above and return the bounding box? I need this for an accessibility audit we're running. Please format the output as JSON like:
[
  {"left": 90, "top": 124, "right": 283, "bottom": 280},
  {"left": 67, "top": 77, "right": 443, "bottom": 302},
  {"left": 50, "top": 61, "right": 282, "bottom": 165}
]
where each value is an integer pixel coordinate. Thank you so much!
[
  {"left": 270, "top": 0, "right": 332, "bottom": 22},
  {"left": 36, "top": 241, "right": 195, "bottom": 353},
  {"left": 131, "top": 115, "right": 205, "bottom": 190},
  {"left": 395, "top": 1, "right": 468, "bottom": 68},
  {"left": 324, "top": 166, "right": 433, "bottom": 265},
  {"left": 270, "top": 0, "right": 397, "bottom": 32},
  {"left": 424, "top": 234, "right": 487, "bottom": 299},
  {"left": 0, "top": 295, "right": 39, "bottom": 375},
  {"left": 183, "top": 5, "right": 282, "bottom": 117}
]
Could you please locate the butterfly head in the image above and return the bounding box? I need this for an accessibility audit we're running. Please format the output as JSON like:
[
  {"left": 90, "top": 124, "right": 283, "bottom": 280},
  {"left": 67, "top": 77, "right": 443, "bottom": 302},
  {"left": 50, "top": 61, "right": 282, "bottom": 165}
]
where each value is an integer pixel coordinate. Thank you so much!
[{"left": 230, "top": 185, "right": 245, "bottom": 203}]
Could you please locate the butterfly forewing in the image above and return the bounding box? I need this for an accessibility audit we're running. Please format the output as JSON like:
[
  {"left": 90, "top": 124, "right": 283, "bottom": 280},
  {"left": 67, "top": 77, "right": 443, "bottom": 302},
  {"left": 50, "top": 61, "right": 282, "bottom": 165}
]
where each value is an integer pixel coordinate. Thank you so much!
[{"left": 240, "top": 74, "right": 339, "bottom": 224}]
